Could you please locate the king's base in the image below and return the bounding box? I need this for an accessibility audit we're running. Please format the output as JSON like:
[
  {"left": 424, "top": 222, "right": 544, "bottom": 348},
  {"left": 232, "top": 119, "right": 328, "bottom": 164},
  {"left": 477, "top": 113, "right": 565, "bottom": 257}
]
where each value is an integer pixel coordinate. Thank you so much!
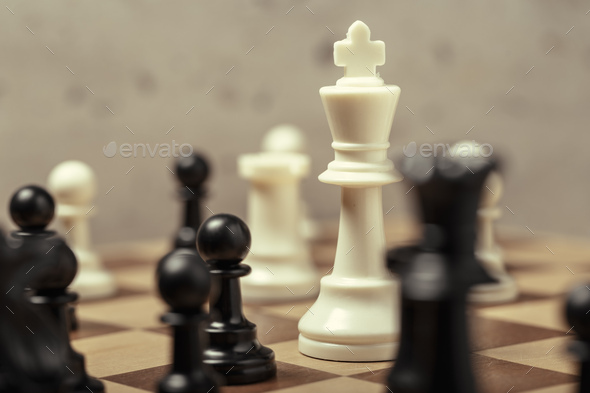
[
  {"left": 468, "top": 274, "right": 518, "bottom": 304},
  {"left": 70, "top": 270, "right": 117, "bottom": 300},
  {"left": 298, "top": 334, "right": 398, "bottom": 362}
]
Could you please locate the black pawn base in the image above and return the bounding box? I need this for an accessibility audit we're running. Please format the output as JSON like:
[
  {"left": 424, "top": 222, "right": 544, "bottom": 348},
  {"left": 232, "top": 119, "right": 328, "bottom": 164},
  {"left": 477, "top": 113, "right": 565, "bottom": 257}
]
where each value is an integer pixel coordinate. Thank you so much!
[{"left": 203, "top": 337, "right": 276, "bottom": 385}]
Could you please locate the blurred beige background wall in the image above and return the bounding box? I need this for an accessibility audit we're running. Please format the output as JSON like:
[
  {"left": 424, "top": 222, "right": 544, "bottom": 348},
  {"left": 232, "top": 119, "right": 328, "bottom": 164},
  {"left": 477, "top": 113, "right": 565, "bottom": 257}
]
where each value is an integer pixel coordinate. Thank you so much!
[{"left": 1, "top": 0, "right": 589, "bottom": 244}]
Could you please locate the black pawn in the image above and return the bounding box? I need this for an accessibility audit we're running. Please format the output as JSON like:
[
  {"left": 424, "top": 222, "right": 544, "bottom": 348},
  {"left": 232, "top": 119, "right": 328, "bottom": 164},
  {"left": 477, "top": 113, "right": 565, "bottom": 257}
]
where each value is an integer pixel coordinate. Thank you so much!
[
  {"left": 566, "top": 284, "right": 590, "bottom": 392},
  {"left": 197, "top": 214, "right": 276, "bottom": 385},
  {"left": 174, "top": 152, "right": 210, "bottom": 249},
  {"left": 386, "top": 154, "right": 496, "bottom": 393},
  {"left": 157, "top": 248, "right": 222, "bottom": 393},
  {"left": 9, "top": 185, "right": 104, "bottom": 393}
]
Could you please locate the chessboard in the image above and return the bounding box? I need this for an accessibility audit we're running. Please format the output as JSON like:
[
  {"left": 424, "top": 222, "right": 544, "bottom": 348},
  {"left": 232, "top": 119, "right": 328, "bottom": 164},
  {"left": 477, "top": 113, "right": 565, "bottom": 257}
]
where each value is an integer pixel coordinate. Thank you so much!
[{"left": 72, "top": 220, "right": 587, "bottom": 393}]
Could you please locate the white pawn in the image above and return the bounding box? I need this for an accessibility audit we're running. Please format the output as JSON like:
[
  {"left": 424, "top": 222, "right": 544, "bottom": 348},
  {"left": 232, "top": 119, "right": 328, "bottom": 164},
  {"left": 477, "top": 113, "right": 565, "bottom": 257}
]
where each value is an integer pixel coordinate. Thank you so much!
[
  {"left": 452, "top": 141, "right": 518, "bottom": 303},
  {"left": 470, "top": 169, "right": 519, "bottom": 303},
  {"left": 261, "top": 124, "right": 320, "bottom": 240},
  {"left": 48, "top": 161, "right": 117, "bottom": 300}
]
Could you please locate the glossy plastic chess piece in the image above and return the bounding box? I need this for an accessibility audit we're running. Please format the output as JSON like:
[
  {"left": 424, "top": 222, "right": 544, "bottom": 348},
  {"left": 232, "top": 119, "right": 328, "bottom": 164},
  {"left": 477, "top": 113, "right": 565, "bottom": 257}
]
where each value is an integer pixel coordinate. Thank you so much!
[
  {"left": 197, "top": 214, "right": 276, "bottom": 385},
  {"left": 261, "top": 124, "right": 307, "bottom": 154},
  {"left": 157, "top": 248, "right": 222, "bottom": 393},
  {"left": 238, "top": 151, "right": 319, "bottom": 302},
  {"left": 9, "top": 185, "right": 105, "bottom": 393},
  {"left": 565, "top": 284, "right": 590, "bottom": 392},
  {"left": 174, "top": 152, "right": 210, "bottom": 249},
  {"left": 450, "top": 141, "right": 518, "bottom": 304},
  {"left": 386, "top": 154, "right": 496, "bottom": 393},
  {"left": 298, "top": 20, "right": 402, "bottom": 362},
  {"left": 48, "top": 160, "right": 116, "bottom": 300},
  {"left": 0, "top": 230, "right": 68, "bottom": 393},
  {"left": 261, "top": 124, "right": 320, "bottom": 241}
]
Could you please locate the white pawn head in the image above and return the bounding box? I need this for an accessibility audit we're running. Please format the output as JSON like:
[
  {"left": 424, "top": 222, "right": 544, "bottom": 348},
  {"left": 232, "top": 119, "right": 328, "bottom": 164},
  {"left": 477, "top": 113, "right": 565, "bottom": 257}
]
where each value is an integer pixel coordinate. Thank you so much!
[
  {"left": 481, "top": 171, "right": 503, "bottom": 208},
  {"left": 48, "top": 160, "right": 97, "bottom": 207},
  {"left": 261, "top": 124, "right": 307, "bottom": 154}
]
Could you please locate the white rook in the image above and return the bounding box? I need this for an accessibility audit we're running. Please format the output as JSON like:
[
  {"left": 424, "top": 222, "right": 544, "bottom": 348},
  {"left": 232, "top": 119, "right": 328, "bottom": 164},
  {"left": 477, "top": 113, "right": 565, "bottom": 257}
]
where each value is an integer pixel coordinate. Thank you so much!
[
  {"left": 298, "top": 20, "right": 402, "bottom": 361},
  {"left": 238, "top": 152, "right": 319, "bottom": 302}
]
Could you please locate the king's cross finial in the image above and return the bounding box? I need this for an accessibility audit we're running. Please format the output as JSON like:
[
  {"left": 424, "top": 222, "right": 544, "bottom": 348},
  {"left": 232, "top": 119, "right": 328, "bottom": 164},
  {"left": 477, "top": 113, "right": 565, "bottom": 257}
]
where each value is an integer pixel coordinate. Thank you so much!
[{"left": 334, "top": 21, "right": 385, "bottom": 78}]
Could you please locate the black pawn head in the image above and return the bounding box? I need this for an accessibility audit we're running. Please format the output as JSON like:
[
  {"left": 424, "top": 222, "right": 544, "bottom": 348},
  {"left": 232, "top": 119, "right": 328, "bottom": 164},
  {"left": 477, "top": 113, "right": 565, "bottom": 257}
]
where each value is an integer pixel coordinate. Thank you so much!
[
  {"left": 175, "top": 227, "right": 197, "bottom": 249},
  {"left": 157, "top": 250, "right": 210, "bottom": 312},
  {"left": 175, "top": 152, "right": 210, "bottom": 189},
  {"left": 566, "top": 284, "right": 590, "bottom": 341},
  {"left": 10, "top": 185, "right": 55, "bottom": 231},
  {"left": 197, "top": 214, "right": 251, "bottom": 267}
]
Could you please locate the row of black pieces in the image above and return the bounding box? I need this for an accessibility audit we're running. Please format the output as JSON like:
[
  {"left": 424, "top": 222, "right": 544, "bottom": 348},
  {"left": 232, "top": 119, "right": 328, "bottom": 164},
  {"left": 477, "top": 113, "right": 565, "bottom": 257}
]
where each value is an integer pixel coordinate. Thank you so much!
[
  {"left": 157, "top": 213, "right": 276, "bottom": 393},
  {"left": 385, "top": 153, "right": 590, "bottom": 393},
  {"left": 0, "top": 185, "right": 103, "bottom": 393}
]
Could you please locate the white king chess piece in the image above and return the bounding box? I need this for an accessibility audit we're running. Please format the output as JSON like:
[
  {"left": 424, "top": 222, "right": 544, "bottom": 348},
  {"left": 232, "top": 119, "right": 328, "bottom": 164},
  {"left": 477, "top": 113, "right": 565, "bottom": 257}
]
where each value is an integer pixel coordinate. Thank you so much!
[
  {"left": 298, "top": 21, "right": 403, "bottom": 362},
  {"left": 48, "top": 160, "right": 117, "bottom": 300},
  {"left": 451, "top": 141, "right": 519, "bottom": 303}
]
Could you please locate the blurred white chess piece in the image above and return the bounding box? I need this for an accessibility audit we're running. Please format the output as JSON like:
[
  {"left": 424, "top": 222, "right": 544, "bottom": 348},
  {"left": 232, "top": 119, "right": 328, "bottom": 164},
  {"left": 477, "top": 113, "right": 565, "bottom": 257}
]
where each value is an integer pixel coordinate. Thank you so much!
[
  {"left": 238, "top": 151, "right": 319, "bottom": 303},
  {"left": 48, "top": 161, "right": 117, "bottom": 300},
  {"left": 261, "top": 124, "right": 306, "bottom": 154},
  {"left": 261, "top": 124, "right": 320, "bottom": 241},
  {"left": 452, "top": 141, "right": 518, "bottom": 303}
]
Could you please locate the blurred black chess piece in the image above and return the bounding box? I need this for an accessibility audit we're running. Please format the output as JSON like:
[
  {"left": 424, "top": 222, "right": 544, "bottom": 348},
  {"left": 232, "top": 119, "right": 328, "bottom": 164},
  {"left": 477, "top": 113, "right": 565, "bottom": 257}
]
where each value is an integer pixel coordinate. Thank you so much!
[
  {"left": 565, "top": 284, "right": 590, "bottom": 392},
  {"left": 0, "top": 228, "right": 68, "bottom": 393},
  {"left": 156, "top": 248, "right": 222, "bottom": 393},
  {"left": 9, "top": 185, "right": 104, "bottom": 393},
  {"left": 386, "top": 154, "right": 496, "bottom": 393},
  {"left": 174, "top": 152, "right": 210, "bottom": 249},
  {"left": 197, "top": 214, "right": 276, "bottom": 385}
]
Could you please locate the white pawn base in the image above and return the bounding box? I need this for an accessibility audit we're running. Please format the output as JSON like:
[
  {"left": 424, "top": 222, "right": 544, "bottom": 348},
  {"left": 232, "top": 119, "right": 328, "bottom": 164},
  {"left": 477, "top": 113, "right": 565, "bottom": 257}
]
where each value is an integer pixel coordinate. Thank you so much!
[
  {"left": 469, "top": 274, "right": 518, "bottom": 304},
  {"left": 469, "top": 250, "right": 518, "bottom": 304},
  {"left": 242, "top": 256, "right": 319, "bottom": 303},
  {"left": 298, "top": 275, "right": 399, "bottom": 362},
  {"left": 70, "top": 250, "right": 117, "bottom": 300}
]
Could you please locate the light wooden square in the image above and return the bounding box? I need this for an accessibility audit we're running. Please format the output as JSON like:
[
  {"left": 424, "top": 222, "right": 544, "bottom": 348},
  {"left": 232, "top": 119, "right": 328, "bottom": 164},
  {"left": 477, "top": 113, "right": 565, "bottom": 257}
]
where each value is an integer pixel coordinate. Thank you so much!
[
  {"left": 475, "top": 298, "right": 569, "bottom": 332},
  {"left": 521, "top": 383, "right": 577, "bottom": 393},
  {"left": 512, "top": 268, "right": 590, "bottom": 297},
  {"left": 102, "top": 380, "right": 151, "bottom": 393},
  {"left": 77, "top": 294, "right": 166, "bottom": 329},
  {"left": 269, "top": 376, "right": 383, "bottom": 393},
  {"left": 477, "top": 336, "right": 577, "bottom": 376},
  {"left": 72, "top": 330, "right": 171, "bottom": 378}
]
